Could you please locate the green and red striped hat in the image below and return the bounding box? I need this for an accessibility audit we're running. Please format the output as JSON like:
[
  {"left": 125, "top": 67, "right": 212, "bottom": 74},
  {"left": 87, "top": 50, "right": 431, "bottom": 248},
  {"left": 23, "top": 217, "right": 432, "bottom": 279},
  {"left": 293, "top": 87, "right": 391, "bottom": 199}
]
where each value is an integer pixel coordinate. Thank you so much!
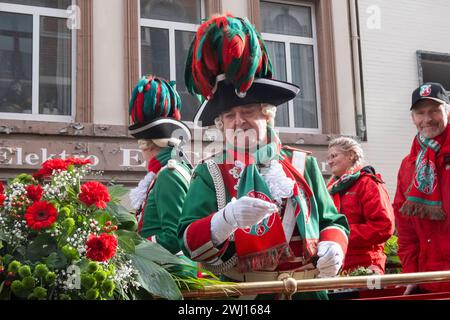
[
  {"left": 185, "top": 14, "right": 300, "bottom": 127},
  {"left": 128, "top": 75, "right": 191, "bottom": 141}
]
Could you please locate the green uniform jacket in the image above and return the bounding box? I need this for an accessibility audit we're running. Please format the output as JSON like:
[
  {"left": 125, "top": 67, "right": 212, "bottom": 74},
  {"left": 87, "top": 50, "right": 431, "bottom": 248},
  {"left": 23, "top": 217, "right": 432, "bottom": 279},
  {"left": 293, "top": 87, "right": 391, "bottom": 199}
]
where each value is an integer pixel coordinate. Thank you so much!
[{"left": 139, "top": 162, "right": 191, "bottom": 255}]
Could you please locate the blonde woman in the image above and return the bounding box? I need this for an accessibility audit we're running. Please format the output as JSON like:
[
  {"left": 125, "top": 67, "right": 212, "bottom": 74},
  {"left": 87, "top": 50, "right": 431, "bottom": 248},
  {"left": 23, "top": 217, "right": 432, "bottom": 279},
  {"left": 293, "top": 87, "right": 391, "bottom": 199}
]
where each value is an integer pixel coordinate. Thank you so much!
[{"left": 327, "top": 137, "right": 394, "bottom": 274}]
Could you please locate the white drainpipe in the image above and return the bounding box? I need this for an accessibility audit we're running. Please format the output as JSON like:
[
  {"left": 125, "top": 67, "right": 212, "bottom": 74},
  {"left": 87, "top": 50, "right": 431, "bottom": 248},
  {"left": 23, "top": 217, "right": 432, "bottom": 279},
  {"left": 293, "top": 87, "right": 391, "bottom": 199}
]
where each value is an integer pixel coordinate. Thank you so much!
[{"left": 349, "top": 0, "right": 366, "bottom": 139}]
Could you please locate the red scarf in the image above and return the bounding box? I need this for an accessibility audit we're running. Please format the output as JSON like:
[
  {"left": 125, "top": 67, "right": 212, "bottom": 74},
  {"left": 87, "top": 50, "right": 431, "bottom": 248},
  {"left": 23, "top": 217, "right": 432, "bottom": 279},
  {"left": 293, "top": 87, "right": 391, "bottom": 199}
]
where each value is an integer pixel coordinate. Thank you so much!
[{"left": 400, "top": 125, "right": 449, "bottom": 220}]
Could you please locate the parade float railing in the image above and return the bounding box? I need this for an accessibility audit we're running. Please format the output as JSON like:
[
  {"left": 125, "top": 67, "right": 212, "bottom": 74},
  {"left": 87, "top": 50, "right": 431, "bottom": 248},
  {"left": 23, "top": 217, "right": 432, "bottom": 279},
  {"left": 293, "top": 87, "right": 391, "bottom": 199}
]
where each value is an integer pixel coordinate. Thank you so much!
[{"left": 181, "top": 271, "right": 450, "bottom": 299}]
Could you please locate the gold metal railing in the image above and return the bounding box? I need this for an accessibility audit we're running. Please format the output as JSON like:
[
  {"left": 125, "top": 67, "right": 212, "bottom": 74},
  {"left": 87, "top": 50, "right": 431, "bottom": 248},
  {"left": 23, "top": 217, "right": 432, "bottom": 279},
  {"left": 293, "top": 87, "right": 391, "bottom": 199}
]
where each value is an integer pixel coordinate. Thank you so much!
[{"left": 182, "top": 271, "right": 450, "bottom": 299}]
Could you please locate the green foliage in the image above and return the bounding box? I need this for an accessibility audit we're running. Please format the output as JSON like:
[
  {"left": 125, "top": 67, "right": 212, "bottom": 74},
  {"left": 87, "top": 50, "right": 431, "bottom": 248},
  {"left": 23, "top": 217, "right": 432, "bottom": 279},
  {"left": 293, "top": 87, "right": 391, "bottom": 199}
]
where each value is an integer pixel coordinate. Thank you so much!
[
  {"left": 7, "top": 260, "right": 21, "bottom": 273},
  {"left": 86, "top": 288, "right": 99, "bottom": 300},
  {"left": 81, "top": 274, "right": 97, "bottom": 290},
  {"left": 18, "top": 265, "right": 31, "bottom": 278},
  {"left": 21, "top": 276, "right": 36, "bottom": 290},
  {"left": 129, "top": 241, "right": 185, "bottom": 300},
  {"left": 45, "top": 272, "right": 56, "bottom": 284},
  {"left": 26, "top": 235, "right": 58, "bottom": 263},
  {"left": 115, "top": 229, "right": 144, "bottom": 254},
  {"left": 33, "top": 287, "right": 47, "bottom": 299},
  {"left": 107, "top": 185, "right": 129, "bottom": 201},
  {"left": 12, "top": 174, "right": 34, "bottom": 184},
  {"left": 87, "top": 262, "right": 99, "bottom": 274},
  {"left": 46, "top": 251, "right": 68, "bottom": 269},
  {"left": 33, "top": 264, "right": 49, "bottom": 278},
  {"left": 0, "top": 161, "right": 203, "bottom": 300},
  {"left": 384, "top": 235, "right": 402, "bottom": 274},
  {"left": 384, "top": 235, "right": 399, "bottom": 256},
  {"left": 107, "top": 202, "right": 138, "bottom": 232},
  {"left": 60, "top": 245, "right": 79, "bottom": 261},
  {"left": 94, "top": 270, "right": 107, "bottom": 283},
  {"left": 348, "top": 267, "right": 375, "bottom": 276}
]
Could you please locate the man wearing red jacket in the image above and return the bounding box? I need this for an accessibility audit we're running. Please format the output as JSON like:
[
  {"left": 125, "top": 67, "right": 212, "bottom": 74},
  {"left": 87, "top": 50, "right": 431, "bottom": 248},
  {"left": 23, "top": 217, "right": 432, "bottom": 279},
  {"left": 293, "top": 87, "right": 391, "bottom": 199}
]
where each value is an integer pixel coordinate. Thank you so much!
[{"left": 393, "top": 82, "right": 450, "bottom": 294}]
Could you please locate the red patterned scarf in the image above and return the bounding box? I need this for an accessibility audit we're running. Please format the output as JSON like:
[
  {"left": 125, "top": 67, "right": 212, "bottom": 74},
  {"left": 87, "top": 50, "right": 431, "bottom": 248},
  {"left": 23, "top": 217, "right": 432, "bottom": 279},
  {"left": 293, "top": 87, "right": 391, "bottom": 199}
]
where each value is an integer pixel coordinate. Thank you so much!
[{"left": 400, "top": 125, "right": 449, "bottom": 220}]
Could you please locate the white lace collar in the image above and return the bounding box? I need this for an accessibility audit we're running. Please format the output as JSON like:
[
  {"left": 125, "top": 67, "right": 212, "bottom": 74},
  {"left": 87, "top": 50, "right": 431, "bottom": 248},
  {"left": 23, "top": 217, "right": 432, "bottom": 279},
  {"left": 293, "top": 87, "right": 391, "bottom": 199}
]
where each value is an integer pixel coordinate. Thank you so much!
[
  {"left": 229, "top": 160, "right": 295, "bottom": 204},
  {"left": 260, "top": 160, "right": 295, "bottom": 204},
  {"left": 129, "top": 172, "right": 156, "bottom": 210}
]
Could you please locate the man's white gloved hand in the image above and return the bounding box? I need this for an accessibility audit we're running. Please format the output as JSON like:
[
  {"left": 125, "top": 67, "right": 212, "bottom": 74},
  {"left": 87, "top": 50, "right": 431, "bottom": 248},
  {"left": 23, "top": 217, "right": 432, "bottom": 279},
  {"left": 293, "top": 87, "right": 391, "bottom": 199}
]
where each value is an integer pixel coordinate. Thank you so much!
[
  {"left": 210, "top": 196, "right": 277, "bottom": 246},
  {"left": 223, "top": 196, "right": 277, "bottom": 228},
  {"left": 316, "top": 241, "right": 344, "bottom": 278}
]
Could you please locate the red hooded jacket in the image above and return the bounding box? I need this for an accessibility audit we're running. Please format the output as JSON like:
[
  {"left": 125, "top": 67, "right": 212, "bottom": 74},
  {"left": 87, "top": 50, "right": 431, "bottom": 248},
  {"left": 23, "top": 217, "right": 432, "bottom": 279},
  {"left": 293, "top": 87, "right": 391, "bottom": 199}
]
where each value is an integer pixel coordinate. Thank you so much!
[
  {"left": 329, "top": 169, "right": 395, "bottom": 274},
  {"left": 393, "top": 125, "right": 450, "bottom": 292}
]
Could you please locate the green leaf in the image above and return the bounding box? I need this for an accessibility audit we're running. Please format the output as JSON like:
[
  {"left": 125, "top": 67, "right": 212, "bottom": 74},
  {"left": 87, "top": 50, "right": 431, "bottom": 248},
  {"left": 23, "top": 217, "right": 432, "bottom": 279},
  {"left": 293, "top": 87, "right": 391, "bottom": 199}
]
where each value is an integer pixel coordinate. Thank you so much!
[
  {"left": 12, "top": 173, "right": 34, "bottom": 184},
  {"left": 115, "top": 229, "right": 144, "bottom": 246},
  {"left": 94, "top": 211, "right": 113, "bottom": 226},
  {"left": 46, "top": 251, "right": 68, "bottom": 269},
  {"left": 0, "top": 241, "right": 3, "bottom": 251},
  {"left": 26, "top": 234, "right": 58, "bottom": 262},
  {"left": 108, "top": 185, "right": 129, "bottom": 200},
  {"left": 65, "top": 186, "right": 78, "bottom": 198},
  {"left": 108, "top": 203, "right": 138, "bottom": 231},
  {"left": 130, "top": 243, "right": 184, "bottom": 300},
  {"left": 116, "top": 233, "right": 135, "bottom": 254},
  {"left": 133, "top": 241, "right": 186, "bottom": 266}
]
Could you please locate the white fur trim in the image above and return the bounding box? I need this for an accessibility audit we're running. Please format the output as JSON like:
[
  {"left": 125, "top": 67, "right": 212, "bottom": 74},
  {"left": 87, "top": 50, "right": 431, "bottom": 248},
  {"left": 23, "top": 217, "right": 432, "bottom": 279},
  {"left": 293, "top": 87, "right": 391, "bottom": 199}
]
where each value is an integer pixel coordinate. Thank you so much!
[{"left": 129, "top": 172, "right": 156, "bottom": 210}]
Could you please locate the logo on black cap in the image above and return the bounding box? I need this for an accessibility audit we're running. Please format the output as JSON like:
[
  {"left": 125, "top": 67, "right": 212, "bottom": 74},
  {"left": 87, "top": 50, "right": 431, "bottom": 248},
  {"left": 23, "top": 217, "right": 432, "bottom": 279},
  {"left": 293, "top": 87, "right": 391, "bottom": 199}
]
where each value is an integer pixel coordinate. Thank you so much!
[{"left": 411, "top": 82, "right": 450, "bottom": 110}]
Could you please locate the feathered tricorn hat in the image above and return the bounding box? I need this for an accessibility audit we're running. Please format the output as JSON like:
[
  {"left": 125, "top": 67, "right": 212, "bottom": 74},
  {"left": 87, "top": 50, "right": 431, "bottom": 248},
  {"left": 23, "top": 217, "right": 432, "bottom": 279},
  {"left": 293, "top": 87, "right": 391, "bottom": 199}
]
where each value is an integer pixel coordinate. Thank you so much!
[
  {"left": 185, "top": 14, "right": 300, "bottom": 127},
  {"left": 128, "top": 75, "right": 191, "bottom": 141}
]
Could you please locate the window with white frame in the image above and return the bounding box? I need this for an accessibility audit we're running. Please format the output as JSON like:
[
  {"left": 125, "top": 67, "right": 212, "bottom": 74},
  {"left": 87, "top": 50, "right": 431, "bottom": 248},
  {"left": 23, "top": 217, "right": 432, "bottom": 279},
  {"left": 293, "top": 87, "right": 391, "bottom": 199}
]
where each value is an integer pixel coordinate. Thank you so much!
[
  {"left": 0, "top": 0, "right": 75, "bottom": 121},
  {"left": 260, "top": 0, "right": 320, "bottom": 131},
  {"left": 139, "top": 0, "right": 204, "bottom": 122}
]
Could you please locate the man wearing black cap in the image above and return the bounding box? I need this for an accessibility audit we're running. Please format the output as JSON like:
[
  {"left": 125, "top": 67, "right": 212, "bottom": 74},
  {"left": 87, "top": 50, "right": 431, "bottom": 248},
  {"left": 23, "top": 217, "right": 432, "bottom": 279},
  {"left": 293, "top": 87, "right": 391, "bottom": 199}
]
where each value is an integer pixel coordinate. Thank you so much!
[
  {"left": 393, "top": 82, "right": 450, "bottom": 294},
  {"left": 178, "top": 14, "right": 349, "bottom": 299}
]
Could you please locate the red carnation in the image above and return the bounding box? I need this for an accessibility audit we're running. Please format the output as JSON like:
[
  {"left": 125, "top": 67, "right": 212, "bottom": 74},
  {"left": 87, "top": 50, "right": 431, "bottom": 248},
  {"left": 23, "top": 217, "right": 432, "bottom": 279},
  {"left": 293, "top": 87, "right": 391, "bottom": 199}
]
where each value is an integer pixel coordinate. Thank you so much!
[
  {"left": 24, "top": 201, "right": 58, "bottom": 230},
  {"left": 34, "top": 158, "right": 69, "bottom": 179},
  {"left": 65, "top": 157, "right": 92, "bottom": 166},
  {"left": 0, "top": 182, "right": 5, "bottom": 206},
  {"left": 79, "top": 181, "right": 110, "bottom": 209},
  {"left": 86, "top": 233, "right": 118, "bottom": 262},
  {"left": 26, "top": 184, "right": 44, "bottom": 202}
]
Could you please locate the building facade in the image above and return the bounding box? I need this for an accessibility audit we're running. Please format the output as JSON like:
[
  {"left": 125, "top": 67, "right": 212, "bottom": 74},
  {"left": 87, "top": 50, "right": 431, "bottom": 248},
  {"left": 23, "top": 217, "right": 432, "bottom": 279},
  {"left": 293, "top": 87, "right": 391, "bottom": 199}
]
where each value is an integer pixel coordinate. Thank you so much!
[{"left": 1, "top": 0, "right": 449, "bottom": 197}]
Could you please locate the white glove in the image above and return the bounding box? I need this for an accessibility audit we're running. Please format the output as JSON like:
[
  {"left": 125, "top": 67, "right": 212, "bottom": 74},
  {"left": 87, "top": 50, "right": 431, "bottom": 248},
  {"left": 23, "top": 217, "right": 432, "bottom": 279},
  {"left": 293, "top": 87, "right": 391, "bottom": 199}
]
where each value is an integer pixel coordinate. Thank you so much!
[
  {"left": 210, "top": 196, "right": 277, "bottom": 246},
  {"left": 316, "top": 241, "right": 344, "bottom": 278},
  {"left": 223, "top": 196, "right": 277, "bottom": 228}
]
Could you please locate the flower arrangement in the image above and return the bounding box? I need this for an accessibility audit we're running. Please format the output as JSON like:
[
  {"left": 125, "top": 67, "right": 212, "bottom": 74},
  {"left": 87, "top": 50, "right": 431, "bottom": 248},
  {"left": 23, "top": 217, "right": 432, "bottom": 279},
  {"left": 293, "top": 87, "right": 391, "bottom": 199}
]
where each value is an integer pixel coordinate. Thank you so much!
[{"left": 0, "top": 157, "right": 199, "bottom": 300}]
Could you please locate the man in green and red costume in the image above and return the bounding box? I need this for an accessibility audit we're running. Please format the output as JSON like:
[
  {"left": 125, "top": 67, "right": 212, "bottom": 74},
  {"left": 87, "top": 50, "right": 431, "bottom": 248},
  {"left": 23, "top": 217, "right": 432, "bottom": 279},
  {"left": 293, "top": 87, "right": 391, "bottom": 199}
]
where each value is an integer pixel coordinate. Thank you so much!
[
  {"left": 394, "top": 82, "right": 450, "bottom": 294},
  {"left": 178, "top": 14, "right": 349, "bottom": 299},
  {"left": 128, "top": 75, "right": 192, "bottom": 255}
]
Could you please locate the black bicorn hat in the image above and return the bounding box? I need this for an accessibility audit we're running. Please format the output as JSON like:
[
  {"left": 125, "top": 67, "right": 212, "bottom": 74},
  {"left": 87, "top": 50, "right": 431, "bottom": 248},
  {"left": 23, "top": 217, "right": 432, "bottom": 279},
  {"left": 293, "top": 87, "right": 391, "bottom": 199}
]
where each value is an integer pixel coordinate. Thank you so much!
[
  {"left": 184, "top": 14, "right": 300, "bottom": 127},
  {"left": 128, "top": 75, "right": 191, "bottom": 141}
]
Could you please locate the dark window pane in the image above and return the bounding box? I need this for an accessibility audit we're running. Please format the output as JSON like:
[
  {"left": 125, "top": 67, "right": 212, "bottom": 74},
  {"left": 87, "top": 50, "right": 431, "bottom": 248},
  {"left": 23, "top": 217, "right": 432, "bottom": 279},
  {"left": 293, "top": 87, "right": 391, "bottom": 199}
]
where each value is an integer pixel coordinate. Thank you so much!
[
  {"left": 265, "top": 40, "right": 289, "bottom": 127},
  {"left": 39, "top": 16, "right": 71, "bottom": 115},
  {"left": 140, "top": 26, "right": 170, "bottom": 79},
  {"left": 0, "top": 11, "right": 32, "bottom": 114},
  {"left": 261, "top": 1, "right": 312, "bottom": 38},
  {"left": 422, "top": 60, "right": 450, "bottom": 91},
  {"left": 291, "top": 44, "right": 318, "bottom": 128},
  {"left": 175, "top": 30, "right": 198, "bottom": 122},
  {"left": 140, "top": 0, "right": 201, "bottom": 24},
  {"left": 1, "top": 0, "right": 71, "bottom": 9}
]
